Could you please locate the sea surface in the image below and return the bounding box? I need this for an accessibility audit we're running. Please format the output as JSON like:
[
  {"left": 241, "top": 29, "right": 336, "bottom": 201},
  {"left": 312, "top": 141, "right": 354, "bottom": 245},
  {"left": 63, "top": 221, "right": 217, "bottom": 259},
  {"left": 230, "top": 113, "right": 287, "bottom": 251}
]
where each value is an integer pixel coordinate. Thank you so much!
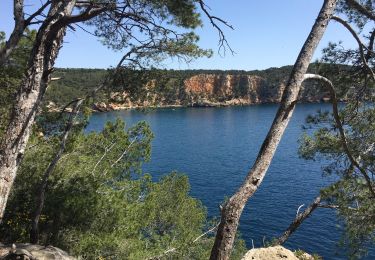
[{"left": 86, "top": 103, "right": 374, "bottom": 260}]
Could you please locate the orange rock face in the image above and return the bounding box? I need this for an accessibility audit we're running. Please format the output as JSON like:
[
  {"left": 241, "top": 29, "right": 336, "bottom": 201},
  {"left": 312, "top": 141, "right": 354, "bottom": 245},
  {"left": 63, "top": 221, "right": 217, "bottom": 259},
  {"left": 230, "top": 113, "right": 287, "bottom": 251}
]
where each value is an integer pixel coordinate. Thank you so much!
[
  {"left": 184, "top": 74, "right": 218, "bottom": 96},
  {"left": 92, "top": 73, "right": 324, "bottom": 111},
  {"left": 184, "top": 74, "right": 271, "bottom": 102}
]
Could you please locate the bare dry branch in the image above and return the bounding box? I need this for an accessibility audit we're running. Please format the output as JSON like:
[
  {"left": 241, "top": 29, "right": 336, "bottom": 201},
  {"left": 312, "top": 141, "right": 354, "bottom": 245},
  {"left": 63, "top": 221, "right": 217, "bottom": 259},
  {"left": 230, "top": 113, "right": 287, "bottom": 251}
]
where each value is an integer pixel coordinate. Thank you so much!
[
  {"left": 317, "top": 203, "right": 359, "bottom": 210},
  {"left": 198, "top": 0, "right": 234, "bottom": 55},
  {"left": 92, "top": 141, "right": 117, "bottom": 173},
  {"left": 296, "top": 204, "right": 305, "bottom": 217},
  {"left": 147, "top": 222, "right": 219, "bottom": 260},
  {"left": 0, "top": 0, "right": 25, "bottom": 65},
  {"left": 24, "top": 1, "right": 51, "bottom": 26},
  {"left": 110, "top": 138, "right": 137, "bottom": 168}
]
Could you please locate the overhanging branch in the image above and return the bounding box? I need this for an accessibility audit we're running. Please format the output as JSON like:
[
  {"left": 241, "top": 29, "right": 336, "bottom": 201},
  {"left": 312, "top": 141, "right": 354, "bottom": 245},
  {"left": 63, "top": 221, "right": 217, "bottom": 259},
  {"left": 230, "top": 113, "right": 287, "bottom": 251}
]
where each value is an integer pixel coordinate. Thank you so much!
[
  {"left": 198, "top": 0, "right": 234, "bottom": 55},
  {"left": 24, "top": 1, "right": 51, "bottom": 26},
  {"left": 61, "top": 6, "right": 108, "bottom": 24},
  {"left": 345, "top": 0, "right": 375, "bottom": 21},
  {"left": 303, "top": 73, "right": 375, "bottom": 198},
  {"left": 331, "top": 16, "right": 375, "bottom": 81},
  {"left": 0, "top": 0, "right": 25, "bottom": 65},
  {"left": 0, "top": 0, "right": 52, "bottom": 65}
]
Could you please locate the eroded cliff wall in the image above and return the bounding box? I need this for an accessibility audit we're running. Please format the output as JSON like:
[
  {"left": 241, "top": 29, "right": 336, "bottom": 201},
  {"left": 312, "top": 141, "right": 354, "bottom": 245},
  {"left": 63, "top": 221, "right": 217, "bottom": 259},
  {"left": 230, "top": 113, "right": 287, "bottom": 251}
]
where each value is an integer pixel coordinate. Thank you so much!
[{"left": 95, "top": 73, "right": 327, "bottom": 111}]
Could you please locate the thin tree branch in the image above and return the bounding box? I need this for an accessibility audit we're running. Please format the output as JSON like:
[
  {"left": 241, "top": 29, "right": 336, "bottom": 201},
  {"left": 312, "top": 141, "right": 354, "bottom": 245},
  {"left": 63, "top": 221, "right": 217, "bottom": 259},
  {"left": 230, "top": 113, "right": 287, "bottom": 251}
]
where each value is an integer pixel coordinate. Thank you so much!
[
  {"left": 110, "top": 138, "right": 137, "bottom": 168},
  {"left": 345, "top": 0, "right": 375, "bottom": 21},
  {"left": 30, "top": 99, "right": 83, "bottom": 244},
  {"left": 366, "top": 28, "right": 375, "bottom": 61},
  {"left": 317, "top": 204, "right": 339, "bottom": 209},
  {"left": 198, "top": 0, "right": 234, "bottom": 55},
  {"left": 331, "top": 16, "right": 375, "bottom": 81},
  {"left": 61, "top": 6, "right": 108, "bottom": 25},
  {"left": 147, "top": 222, "right": 220, "bottom": 260},
  {"left": 0, "top": 0, "right": 25, "bottom": 65},
  {"left": 273, "top": 196, "right": 321, "bottom": 245},
  {"left": 0, "top": 1, "right": 53, "bottom": 65},
  {"left": 296, "top": 204, "right": 305, "bottom": 217},
  {"left": 24, "top": 1, "right": 51, "bottom": 26},
  {"left": 303, "top": 73, "right": 375, "bottom": 198},
  {"left": 193, "top": 222, "right": 220, "bottom": 243},
  {"left": 92, "top": 140, "right": 117, "bottom": 173},
  {"left": 317, "top": 203, "right": 359, "bottom": 210}
]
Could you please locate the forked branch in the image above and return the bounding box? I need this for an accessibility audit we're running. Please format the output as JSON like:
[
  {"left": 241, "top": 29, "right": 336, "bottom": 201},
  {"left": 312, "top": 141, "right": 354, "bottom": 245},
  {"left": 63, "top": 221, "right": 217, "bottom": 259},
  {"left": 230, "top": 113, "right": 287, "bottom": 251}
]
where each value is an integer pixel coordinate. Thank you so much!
[
  {"left": 0, "top": 0, "right": 51, "bottom": 65},
  {"left": 198, "top": 0, "right": 234, "bottom": 55}
]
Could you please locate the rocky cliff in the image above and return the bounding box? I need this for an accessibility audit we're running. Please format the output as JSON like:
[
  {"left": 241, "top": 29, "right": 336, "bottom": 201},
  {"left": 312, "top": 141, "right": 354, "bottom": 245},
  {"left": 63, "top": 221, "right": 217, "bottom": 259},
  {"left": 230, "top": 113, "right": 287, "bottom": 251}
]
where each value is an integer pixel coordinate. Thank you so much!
[{"left": 93, "top": 73, "right": 329, "bottom": 111}]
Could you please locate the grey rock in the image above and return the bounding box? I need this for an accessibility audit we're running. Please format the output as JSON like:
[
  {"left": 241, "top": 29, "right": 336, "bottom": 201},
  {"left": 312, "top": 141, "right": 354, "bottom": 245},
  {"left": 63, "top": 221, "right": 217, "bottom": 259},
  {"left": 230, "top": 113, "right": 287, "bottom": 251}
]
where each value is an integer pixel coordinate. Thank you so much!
[{"left": 0, "top": 243, "right": 75, "bottom": 260}]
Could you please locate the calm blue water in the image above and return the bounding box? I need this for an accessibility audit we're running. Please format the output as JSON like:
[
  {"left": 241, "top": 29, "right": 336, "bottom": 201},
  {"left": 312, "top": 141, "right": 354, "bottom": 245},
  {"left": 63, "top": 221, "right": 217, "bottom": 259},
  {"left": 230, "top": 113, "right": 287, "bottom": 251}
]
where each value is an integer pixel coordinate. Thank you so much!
[{"left": 86, "top": 103, "right": 374, "bottom": 259}]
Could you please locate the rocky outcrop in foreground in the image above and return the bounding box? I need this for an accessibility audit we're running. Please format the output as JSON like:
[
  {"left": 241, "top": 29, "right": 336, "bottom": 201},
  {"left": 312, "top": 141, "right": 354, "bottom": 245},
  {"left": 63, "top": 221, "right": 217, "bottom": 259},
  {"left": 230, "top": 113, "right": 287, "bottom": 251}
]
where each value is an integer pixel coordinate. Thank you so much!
[
  {"left": 242, "top": 246, "right": 314, "bottom": 260},
  {"left": 0, "top": 243, "right": 75, "bottom": 260}
]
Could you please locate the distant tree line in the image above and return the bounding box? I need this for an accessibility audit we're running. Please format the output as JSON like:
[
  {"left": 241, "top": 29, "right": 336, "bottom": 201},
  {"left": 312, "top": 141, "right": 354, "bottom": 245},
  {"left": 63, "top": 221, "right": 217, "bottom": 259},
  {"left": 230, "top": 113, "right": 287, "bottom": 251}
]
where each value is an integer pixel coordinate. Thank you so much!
[{"left": 45, "top": 63, "right": 360, "bottom": 108}]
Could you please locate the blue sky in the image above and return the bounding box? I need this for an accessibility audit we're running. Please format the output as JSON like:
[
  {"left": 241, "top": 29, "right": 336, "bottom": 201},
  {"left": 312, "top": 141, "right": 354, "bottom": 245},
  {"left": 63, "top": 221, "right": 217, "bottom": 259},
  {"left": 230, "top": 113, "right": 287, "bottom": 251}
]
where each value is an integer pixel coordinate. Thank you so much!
[{"left": 1, "top": 0, "right": 357, "bottom": 70}]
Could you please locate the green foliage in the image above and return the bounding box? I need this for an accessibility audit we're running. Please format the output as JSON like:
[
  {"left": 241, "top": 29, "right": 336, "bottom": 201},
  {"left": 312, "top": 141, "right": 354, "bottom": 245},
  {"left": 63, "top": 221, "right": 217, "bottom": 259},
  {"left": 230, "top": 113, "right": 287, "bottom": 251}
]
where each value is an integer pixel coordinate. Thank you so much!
[
  {"left": 0, "top": 118, "right": 246, "bottom": 259},
  {"left": 298, "top": 3, "right": 375, "bottom": 257},
  {"left": 0, "top": 2, "right": 247, "bottom": 258},
  {"left": 336, "top": 0, "right": 374, "bottom": 29},
  {"left": 45, "top": 68, "right": 108, "bottom": 105},
  {"left": 85, "top": 0, "right": 211, "bottom": 69},
  {"left": 44, "top": 64, "right": 355, "bottom": 109},
  {"left": 299, "top": 102, "right": 375, "bottom": 259},
  {"left": 294, "top": 249, "right": 322, "bottom": 260}
]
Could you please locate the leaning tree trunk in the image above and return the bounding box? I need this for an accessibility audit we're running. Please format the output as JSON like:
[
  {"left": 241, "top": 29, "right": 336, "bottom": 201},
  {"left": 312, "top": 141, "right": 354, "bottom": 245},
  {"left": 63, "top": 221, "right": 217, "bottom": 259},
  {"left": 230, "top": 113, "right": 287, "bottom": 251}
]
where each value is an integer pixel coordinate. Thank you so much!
[
  {"left": 209, "top": 1, "right": 338, "bottom": 259},
  {"left": 0, "top": 1, "right": 76, "bottom": 221}
]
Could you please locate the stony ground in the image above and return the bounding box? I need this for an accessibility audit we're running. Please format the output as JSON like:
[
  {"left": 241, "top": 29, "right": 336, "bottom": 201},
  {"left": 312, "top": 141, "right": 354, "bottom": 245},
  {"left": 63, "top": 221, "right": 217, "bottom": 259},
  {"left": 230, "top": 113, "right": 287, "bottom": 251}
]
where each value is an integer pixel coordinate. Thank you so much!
[
  {"left": 0, "top": 243, "right": 75, "bottom": 260},
  {"left": 242, "top": 246, "right": 314, "bottom": 260}
]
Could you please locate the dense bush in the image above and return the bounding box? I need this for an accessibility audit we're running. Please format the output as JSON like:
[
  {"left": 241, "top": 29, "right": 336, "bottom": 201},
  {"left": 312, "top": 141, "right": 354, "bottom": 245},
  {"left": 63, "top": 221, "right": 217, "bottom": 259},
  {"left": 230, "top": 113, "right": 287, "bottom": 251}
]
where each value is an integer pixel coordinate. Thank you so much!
[{"left": 0, "top": 118, "right": 246, "bottom": 259}]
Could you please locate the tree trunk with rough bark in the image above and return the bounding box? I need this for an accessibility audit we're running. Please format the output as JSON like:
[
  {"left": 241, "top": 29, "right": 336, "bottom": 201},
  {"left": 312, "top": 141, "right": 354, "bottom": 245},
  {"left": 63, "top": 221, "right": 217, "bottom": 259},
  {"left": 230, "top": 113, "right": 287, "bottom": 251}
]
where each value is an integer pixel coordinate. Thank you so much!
[
  {"left": 0, "top": 0, "right": 76, "bottom": 222},
  {"left": 209, "top": 1, "right": 338, "bottom": 259}
]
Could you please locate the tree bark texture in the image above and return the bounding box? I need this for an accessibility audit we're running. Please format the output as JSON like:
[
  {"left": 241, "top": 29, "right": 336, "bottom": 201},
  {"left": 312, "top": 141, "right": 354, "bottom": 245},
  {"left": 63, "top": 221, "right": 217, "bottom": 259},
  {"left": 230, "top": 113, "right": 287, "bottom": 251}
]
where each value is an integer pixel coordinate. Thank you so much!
[
  {"left": 209, "top": 1, "right": 338, "bottom": 259},
  {"left": 0, "top": 0, "right": 76, "bottom": 221}
]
